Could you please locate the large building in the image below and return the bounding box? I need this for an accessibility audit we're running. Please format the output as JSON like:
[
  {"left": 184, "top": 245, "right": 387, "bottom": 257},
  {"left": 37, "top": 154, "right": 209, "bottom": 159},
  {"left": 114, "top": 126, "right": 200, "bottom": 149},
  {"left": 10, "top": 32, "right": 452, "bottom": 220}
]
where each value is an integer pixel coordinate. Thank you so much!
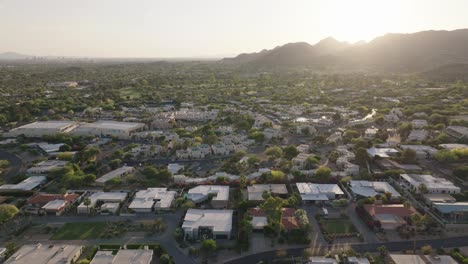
[
  {"left": 296, "top": 183, "right": 344, "bottom": 203},
  {"left": 399, "top": 174, "right": 461, "bottom": 194},
  {"left": 5, "top": 121, "right": 79, "bottom": 138},
  {"left": 187, "top": 185, "right": 229, "bottom": 208},
  {"left": 5, "top": 244, "right": 83, "bottom": 264},
  {"left": 72, "top": 121, "right": 145, "bottom": 139},
  {"left": 182, "top": 209, "right": 233, "bottom": 240},
  {"left": 350, "top": 181, "right": 401, "bottom": 199},
  {"left": 90, "top": 249, "right": 153, "bottom": 264},
  {"left": 128, "top": 188, "right": 177, "bottom": 212}
]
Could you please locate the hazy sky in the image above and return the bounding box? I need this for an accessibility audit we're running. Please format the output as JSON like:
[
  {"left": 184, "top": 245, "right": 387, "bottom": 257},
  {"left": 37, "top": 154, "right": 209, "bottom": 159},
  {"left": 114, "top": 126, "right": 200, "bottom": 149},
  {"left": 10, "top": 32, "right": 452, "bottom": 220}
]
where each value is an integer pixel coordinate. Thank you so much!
[{"left": 1, "top": 0, "right": 468, "bottom": 58}]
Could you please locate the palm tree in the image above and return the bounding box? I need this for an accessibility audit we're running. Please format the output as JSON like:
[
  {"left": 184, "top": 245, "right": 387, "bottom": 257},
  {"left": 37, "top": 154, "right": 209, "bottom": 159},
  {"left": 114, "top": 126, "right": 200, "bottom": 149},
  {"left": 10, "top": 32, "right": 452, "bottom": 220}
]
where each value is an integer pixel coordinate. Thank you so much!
[{"left": 84, "top": 197, "right": 92, "bottom": 215}]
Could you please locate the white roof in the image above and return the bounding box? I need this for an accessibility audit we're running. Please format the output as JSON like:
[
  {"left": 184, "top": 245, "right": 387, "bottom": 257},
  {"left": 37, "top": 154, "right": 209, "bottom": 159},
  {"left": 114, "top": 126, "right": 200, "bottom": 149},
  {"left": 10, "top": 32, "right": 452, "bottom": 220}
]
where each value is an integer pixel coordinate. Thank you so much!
[
  {"left": 389, "top": 254, "right": 425, "bottom": 264},
  {"left": 42, "top": 200, "right": 67, "bottom": 211},
  {"left": 182, "top": 209, "right": 233, "bottom": 233},
  {"left": 439, "top": 143, "right": 468, "bottom": 150},
  {"left": 129, "top": 188, "right": 177, "bottom": 210},
  {"left": 78, "top": 121, "right": 145, "bottom": 131},
  {"left": 5, "top": 244, "right": 82, "bottom": 264},
  {"left": 78, "top": 192, "right": 127, "bottom": 208},
  {"left": 308, "top": 257, "right": 338, "bottom": 264},
  {"left": 91, "top": 250, "right": 153, "bottom": 264},
  {"left": 247, "top": 184, "right": 288, "bottom": 200},
  {"left": 296, "top": 183, "right": 343, "bottom": 201},
  {"left": 347, "top": 257, "right": 370, "bottom": 264},
  {"left": 96, "top": 166, "right": 134, "bottom": 184},
  {"left": 401, "top": 174, "right": 460, "bottom": 192},
  {"left": 400, "top": 145, "right": 438, "bottom": 153},
  {"left": 367, "top": 147, "right": 399, "bottom": 158},
  {"left": 187, "top": 185, "right": 229, "bottom": 203},
  {"left": 0, "top": 176, "right": 46, "bottom": 191},
  {"left": 167, "top": 163, "right": 184, "bottom": 174},
  {"left": 350, "top": 181, "right": 401, "bottom": 198},
  {"left": 11, "top": 121, "right": 77, "bottom": 130},
  {"left": 26, "top": 160, "right": 68, "bottom": 174}
]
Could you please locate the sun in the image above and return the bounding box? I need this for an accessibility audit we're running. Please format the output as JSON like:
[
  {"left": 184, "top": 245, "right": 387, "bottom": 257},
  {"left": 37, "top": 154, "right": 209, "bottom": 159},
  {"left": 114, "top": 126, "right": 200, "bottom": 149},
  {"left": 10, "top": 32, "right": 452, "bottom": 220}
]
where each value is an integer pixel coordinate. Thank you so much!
[{"left": 318, "top": 0, "right": 400, "bottom": 43}]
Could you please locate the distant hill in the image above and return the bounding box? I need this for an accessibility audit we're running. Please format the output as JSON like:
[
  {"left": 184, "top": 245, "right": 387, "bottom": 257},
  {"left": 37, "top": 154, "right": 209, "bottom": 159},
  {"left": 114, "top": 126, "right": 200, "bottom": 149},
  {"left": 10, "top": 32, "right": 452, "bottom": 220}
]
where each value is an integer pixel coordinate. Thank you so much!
[
  {"left": 419, "top": 63, "right": 468, "bottom": 82},
  {"left": 0, "top": 52, "right": 32, "bottom": 60},
  {"left": 221, "top": 29, "right": 468, "bottom": 73}
]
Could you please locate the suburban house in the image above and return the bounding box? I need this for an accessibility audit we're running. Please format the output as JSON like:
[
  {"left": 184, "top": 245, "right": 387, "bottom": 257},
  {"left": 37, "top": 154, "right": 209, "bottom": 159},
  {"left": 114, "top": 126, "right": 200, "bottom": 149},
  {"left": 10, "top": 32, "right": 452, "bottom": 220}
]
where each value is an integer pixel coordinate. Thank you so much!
[
  {"left": 77, "top": 192, "right": 127, "bottom": 214},
  {"left": 363, "top": 204, "right": 417, "bottom": 230},
  {"left": 187, "top": 185, "right": 229, "bottom": 208},
  {"left": 400, "top": 145, "right": 438, "bottom": 158},
  {"left": 90, "top": 249, "right": 153, "bottom": 264},
  {"left": 399, "top": 174, "right": 461, "bottom": 194},
  {"left": 95, "top": 166, "right": 135, "bottom": 185},
  {"left": 26, "top": 160, "right": 68, "bottom": 174},
  {"left": 349, "top": 181, "right": 401, "bottom": 199},
  {"left": 296, "top": 183, "right": 345, "bottom": 203},
  {"left": 307, "top": 257, "right": 338, "bottom": 264},
  {"left": 247, "top": 184, "right": 288, "bottom": 201},
  {"left": 367, "top": 147, "right": 399, "bottom": 158},
  {"left": 433, "top": 202, "right": 468, "bottom": 223},
  {"left": 411, "top": 119, "right": 428, "bottom": 129},
  {"left": 182, "top": 209, "right": 233, "bottom": 240},
  {"left": 128, "top": 188, "right": 177, "bottom": 212},
  {"left": 445, "top": 126, "right": 468, "bottom": 139},
  {"left": 0, "top": 176, "right": 46, "bottom": 192},
  {"left": 4, "top": 244, "right": 83, "bottom": 264},
  {"left": 407, "top": 129, "right": 429, "bottom": 141},
  {"left": 364, "top": 127, "right": 378, "bottom": 139},
  {"left": 292, "top": 153, "right": 315, "bottom": 169},
  {"left": 25, "top": 193, "right": 79, "bottom": 215},
  {"left": 389, "top": 254, "right": 458, "bottom": 264}
]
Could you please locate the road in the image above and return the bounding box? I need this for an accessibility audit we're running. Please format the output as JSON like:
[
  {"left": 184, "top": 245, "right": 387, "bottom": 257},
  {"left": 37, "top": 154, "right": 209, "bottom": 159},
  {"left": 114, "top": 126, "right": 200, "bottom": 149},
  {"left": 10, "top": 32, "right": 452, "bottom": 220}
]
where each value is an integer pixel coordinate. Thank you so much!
[
  {"left": 224, "top": 235, "right": 468, "bottom": 264},
  {"left": 28, "top": 211, "right": 196, "bottom": 264}
]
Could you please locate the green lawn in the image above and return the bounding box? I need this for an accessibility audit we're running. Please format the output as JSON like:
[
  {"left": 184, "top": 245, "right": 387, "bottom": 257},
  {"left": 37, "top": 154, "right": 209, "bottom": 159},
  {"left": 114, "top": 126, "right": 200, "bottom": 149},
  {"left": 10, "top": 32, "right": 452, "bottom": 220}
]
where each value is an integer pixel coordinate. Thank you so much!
[
  {"left": 321, "top": 219, "right": 357, "bottom": 234},
  {"left": 51, "top": 222, "right": 108, "bottom": 240}
]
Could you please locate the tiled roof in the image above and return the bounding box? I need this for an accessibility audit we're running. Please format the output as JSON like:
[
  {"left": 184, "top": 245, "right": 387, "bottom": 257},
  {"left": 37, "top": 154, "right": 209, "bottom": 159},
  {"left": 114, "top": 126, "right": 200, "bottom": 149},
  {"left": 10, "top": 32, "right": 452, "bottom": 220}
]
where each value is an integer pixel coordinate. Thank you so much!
[{"left": 27, "top": 193, "right": 79, "bottom": 205}]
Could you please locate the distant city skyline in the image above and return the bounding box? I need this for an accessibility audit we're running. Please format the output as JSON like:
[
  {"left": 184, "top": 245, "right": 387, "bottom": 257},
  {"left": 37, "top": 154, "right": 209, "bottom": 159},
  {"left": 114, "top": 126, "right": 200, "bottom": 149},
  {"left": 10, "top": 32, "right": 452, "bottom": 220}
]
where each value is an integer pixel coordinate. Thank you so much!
[{"left": 1, "top": 0, "right": 468, "bottom": 58}]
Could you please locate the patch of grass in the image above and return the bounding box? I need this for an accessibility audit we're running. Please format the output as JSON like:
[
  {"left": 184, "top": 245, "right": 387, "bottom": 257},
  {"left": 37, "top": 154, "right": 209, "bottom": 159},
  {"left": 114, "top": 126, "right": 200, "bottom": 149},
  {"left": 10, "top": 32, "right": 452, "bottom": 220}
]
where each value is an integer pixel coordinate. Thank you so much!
[
  {"left": 120, "top": 87, "right": 141, "bottom": 99},
  {"left": 321, "top": 219, "right": 357, "bottom": 234},
  {"left": 51, "top": 222, "right": 107, "bottom": 240}
]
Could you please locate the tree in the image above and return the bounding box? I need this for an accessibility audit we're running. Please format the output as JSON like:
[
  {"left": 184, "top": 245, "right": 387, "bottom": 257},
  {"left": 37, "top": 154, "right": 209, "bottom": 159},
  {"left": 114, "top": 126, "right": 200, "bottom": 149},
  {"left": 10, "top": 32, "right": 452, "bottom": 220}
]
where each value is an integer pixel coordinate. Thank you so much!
[
  {"left": 421, "top": 245, "right": 433, "bottom": 255},
  {"left": 454, "top": 166, "right": 468, "bottom": 180},
  {"left": 200, "top": 239, "right": 217, "bottom": 256},
  {"left": 435, "top": 150, "right": 459, "bottom": 163},
  {"left": 283, "top": 145, "right": 299, "bottom": 160},
  {"left": 239, "top": 175, "right": 247, "bottom": 189},
  {"left": 314, "top": 166, "right": 332, "bottom": 182},
  {"left": 109, "top": 159, "right": 122, "bottom": 169},
  {"left": 0, "top": 204, "right": 19, "bottom": 223},
  {"left": 0, "top": 160, "right": 10, "bottom": 169},
  {"left": 159, "top": 254, "right": 172, "bottom": 264},
  {"left": 304, "top": 156, "right": 319, "bottom": 170},
  {"left": 355, "top": 147, "right": 369, "bottom": 166},
  {"left": 378, "top": 245, "right": 388, "bottom": 257},
  {"left": 265, "top": 146, "right": 282, "bottom": 158},
  {"left": 84, "top": 197, "right": 92, "bottom": 214},
  {"left": 401, "top": 148, "right": 417, "bottom": 164}
]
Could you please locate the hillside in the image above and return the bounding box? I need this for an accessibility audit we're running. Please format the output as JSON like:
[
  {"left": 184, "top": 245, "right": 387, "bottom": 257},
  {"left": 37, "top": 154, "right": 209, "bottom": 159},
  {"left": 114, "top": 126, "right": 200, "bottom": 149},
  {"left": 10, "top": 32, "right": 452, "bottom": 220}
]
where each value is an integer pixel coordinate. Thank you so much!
[
  {"left": 0, "top": 52, "right": 32, "bottom": 60},
  {"left": 221, "top": 29, "right": 468, "bottom": 73}
]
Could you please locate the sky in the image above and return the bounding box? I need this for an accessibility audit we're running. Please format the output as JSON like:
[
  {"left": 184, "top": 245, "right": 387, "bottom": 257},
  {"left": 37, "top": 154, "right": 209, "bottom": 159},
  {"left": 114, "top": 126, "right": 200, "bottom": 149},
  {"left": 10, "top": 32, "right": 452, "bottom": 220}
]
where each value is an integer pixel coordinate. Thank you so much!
[{"left": 1, "top": 0, "right": 468, "bottom": 58}]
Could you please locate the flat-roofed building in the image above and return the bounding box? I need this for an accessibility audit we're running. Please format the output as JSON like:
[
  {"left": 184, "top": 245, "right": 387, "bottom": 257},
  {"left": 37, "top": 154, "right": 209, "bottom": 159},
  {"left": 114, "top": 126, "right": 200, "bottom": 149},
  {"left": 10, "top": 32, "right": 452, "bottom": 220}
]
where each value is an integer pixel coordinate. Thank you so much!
[
  {"left": 247, "top": 184, "right": 288, "bottom": 201},
  {"left": 26, "top": 160, "right": 68, "bottom": 174},
  {"left": 187, "top": 185, "right": 229, "bottom": 208},
  {"left": 445, "top": 126, "right": 468, "bottom": 139},
  {"left": 90, "top": 249, "right": 153, "bottom": 264},
  {"left": 350, "top": 181, "right": 401, "bottom": 199},
  {"left": 407, "top": 129, "right": 429, "bottom": 141},
  {"left": 389, "top": 254, "right": 457, "bottom": 264},
  {"left": 307, "top": 257, "right": 338, "bottom": 264},
  {"left": 72, "top": 121, "right": 145, "bottom": 139},
  {"left": 433, "top": 202, "right": 468, "bottom": 223},
  {"left": 364, "top": 204, "right": 417, "bottom": 230},
  {"left": 5, "top": 121, "right": 79, "bottom": 138},
  {"left": 439, "top": 143, "right": 468, "bottom": 150},
  {"left": 400, "top": 145, "right": 437, "bottom": 158},
  {"left": 0, "top": 176, "right": 46, "bottom": 192},
  {"left": 367, "top": 147, "right": 399, "bottom": 158},
  {"left": 95, "top": 166, "right": 135, "bottom": 185},
  {"left": 423, "top": 193, "right": 456, "bottom": 206},
  {"left": 77, "top": 192, "right": 127, "bottom": 214},
  {"left": 296, "top": 183, "right": 344, "bottom": 203},
  {"left": 400, "top": 174, "right": 461, "bottom": 194},
  {"left": 347, "top": 256, "right": 371, "bottom": 264},
  {"left": 5, "top": 244, "right": 83, "bottom": 264},
  {"left": 182, "top": 209, "right": 233, "bottom": 240},
  {"left": 128, "top": 188, "right": 177, "bottom": 212},
  {"left": 411, "top": 119, "right": 428, "bottom": 129}
]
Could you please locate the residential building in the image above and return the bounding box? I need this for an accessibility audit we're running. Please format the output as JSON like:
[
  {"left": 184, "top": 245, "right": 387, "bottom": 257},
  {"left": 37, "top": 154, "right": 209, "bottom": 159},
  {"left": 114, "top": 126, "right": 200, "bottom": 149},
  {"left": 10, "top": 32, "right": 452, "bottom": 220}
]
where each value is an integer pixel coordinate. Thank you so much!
[
  {"left": 407, "top": 129, "right": 429, "bottom": 141},
  {"left": 4, "top": 244, "right": 83, "bottom": 264},
  {"left": 72, "top": 121, "right": 145, "bottom": 139},
  {"left": 367, "top": 147, "right": 399, "bottom": 158},
  {"left": 26, "top": 193, "right": 79, "bottom": 215},
  {"left": 0, "top": 176, "right": 46, "bottom": 192},
  {"left": 5, "top": 121, "right": 79, "bottom": 138},
  {"left": 182, "top": 209, "right": 233, "bottom": 240},
  {"left": 439, "top": 143, "right": 468, "bottom": 150},
  {"left": 389, "top": 254, "right": 458, "bottom": 264},
  {"left": 307, "top": 257, "right": 338, "bottom": 264},
  {"left": 363, "top": 204, "right": 417, "bottom": 230},
  {"left": 247, "top": 184, "right": 288, "bottom": 201},
  {"left": 26, "top": 160, "right": 68, "bottom": 174},
  {"left": 187, "top": 185, "right": 229, "bottom": 208},
  {"left": 167, "top": 163, "right": 184, "bottom": 175},
  {"left": 128, "top": 188, "right": 177, "bottom": 212},
  {"left": 350, "top": 181, "right": 401, "bottom": 199},
  {"left": 423, "top": 193, "right": 456, "bottom": 206},
  {"left": 90, "top": 249, "right": 153, "bottom": 264},
  {"left": 347, "top": 257, "right": 371, "bottom": 264},
  {"left": 433, "top": 202, "right": 468, "bottom": 223},
  {"left": 292, "top": 153, "right": 315, "bottom": 169},
  {"left": 95, "top": 166, "right": 135, "bottom": 185},
  {"left": 77, "top": 192, "right": 127, "bottom": 214},
  {"left": 411, "top": 119, "right": 428, "bottom": 129},
  {"left": 296, "top": 183, "right": 344, "bottom": 203},
  {"left": 263, "top": 128, "right": 281, "bottom": 140},
  {"left": 248, "top": 207, "right": 268, "bottom": 230},
  {"left": 445, "top": 126, "right": 468, "bottom": 139},
  {"left": 364, "top": 127, "right": 378, "bottom": 139},
  {"left": 399, "top": 174, "right": 461, "bottom": 194},
  {"left": 400, "top": 145, "right": 437, "bottom": 158}
]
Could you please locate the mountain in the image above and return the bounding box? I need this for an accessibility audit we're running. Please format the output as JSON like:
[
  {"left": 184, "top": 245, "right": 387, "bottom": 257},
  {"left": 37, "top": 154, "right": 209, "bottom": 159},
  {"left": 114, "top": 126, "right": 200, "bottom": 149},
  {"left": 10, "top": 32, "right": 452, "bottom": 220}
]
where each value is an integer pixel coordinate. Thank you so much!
[
  {"left": 0, "top": 52, "right": 33, "bottom": 60},
  {"left": 221, "top": 29, "right": 468, "bottom": 73},
  {"left": 419, "top": 63, "right": 468, "bottom": 82}
]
